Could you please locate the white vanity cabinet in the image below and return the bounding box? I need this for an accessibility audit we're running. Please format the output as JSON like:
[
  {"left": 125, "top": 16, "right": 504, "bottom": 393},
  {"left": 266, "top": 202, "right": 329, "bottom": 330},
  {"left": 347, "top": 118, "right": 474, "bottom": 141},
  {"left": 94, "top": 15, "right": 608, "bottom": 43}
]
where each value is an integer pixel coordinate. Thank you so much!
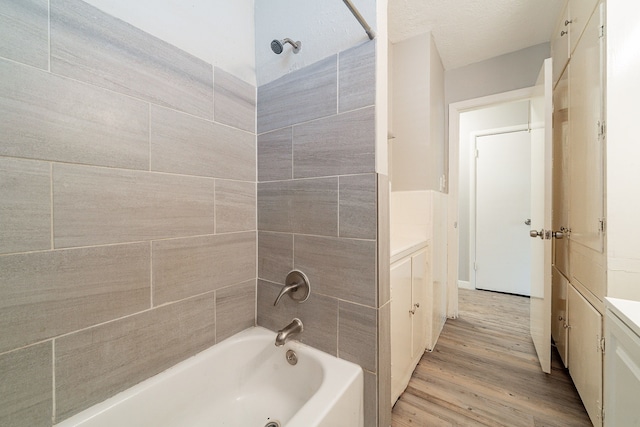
[
  {"left": 390, "top": 242, "right": 430, "bottom": 406},
  {"left": 604, "top": 298, "right": 640, "bottom": 426}
]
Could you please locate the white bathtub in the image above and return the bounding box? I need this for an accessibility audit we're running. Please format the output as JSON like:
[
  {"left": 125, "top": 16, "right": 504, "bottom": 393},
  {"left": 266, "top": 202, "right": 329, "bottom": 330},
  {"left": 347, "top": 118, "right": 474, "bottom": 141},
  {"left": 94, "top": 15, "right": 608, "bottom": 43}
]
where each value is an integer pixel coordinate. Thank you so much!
[{"left": 55, "top": 326, "right": 364, "bottom": 427}]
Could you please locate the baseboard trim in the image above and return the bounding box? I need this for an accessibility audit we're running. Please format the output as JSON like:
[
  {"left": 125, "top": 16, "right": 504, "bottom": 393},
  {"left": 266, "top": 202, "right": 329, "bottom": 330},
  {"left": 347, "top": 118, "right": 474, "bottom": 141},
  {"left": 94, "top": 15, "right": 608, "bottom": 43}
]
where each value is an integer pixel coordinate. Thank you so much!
[{"left": 458, "top": 280, "right": 473, "bottom": 290}]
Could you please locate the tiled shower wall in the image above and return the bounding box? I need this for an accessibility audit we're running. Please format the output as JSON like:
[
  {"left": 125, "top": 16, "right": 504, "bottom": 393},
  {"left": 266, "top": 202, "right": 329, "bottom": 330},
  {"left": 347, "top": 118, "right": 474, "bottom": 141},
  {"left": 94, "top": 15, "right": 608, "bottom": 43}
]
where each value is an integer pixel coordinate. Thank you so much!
[
  {"left": 0, "top": 0, "right": 256, "bottom": 425},
  {"left": 256, "top": 41, "right": 391, "bottom": 427}
]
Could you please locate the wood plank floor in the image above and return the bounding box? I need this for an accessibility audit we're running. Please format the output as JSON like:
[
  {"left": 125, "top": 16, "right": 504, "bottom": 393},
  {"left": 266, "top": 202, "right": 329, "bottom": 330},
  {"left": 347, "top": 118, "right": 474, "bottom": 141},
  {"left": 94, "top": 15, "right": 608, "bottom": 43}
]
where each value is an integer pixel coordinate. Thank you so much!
[{"left": 391, "top": 289, "right": 592, "bottom": 427}]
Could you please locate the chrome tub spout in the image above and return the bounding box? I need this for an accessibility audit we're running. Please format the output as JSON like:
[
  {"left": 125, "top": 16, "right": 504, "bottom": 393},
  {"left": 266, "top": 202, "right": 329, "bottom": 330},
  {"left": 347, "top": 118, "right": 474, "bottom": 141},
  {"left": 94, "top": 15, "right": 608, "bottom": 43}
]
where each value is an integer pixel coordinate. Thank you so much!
[{"left": 275, "top": 318, "right": 303, "bottom": 347}]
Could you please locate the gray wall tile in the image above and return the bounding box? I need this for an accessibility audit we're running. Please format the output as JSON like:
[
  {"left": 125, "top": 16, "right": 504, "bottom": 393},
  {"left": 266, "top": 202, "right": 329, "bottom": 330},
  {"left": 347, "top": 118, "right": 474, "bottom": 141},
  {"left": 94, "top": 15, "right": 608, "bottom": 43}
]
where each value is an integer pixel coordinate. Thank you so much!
[
  {"left": 152, "top": 232, "right": 256, "bottom": 305},
  {"left": 339, "top": 174, "right": 377, "bottom": 239},
  {"left": 0, "top": 157, "right": 50, "bottom": 255},
  {"left": 0, "top": 342, "right": 52, "bottom": 427},
  {"left": 363, "top": 370, "right": 378, "bottom": 427},
  {"left": 294, "top": 235, "right": 376, "bottom": 307},
  {"left": 293, "top": 107, "right": 375, "bottom": 178},
  {"left": 55, "top": 292, "right": 217, "bottom": 422},
  {"left": 50, "top": 0, "right": 213, "bottom": 118},
  {"left": 258, "top": 127, "right": 292, "bottom": 182},
  {"left": 214, "top": 67, "right": 256, "bottom": 133},
  {"left": 216, "top": 279, "right": 256, "bottom": 342},
  {"left": 0, "top": 243, "right": 150, "bottom": 353},
  {"left": 339, "top": 41, "right": 376, "bottom": 113},
  {"left": 256, "top": 279, "right": 338, "bottom": 356},
  {"left": 377, "top": 174, "right": 390, "bottom": 307},
  {"left": 257, "top": 279, "right": 296, "bottom": 333},
  {"left": 258, "top": 231, "right": 293, "bottom": 284},
  {"left": 215, "top": 180, "right": 256, "bottom": 233},
  {"left": 0, "top": 59, "right": 149, "bottom": 169},
  {"left": 150, "top": 105, "right": 255, "bottom": 181},
  {"left": 257, "top": 55, "right": 337, "bottom": 133},
  {"left": 295, "top": 291, "right": 338, "bottom": 356},
  {"left": 338, "top": 301, "right": 377, "bottom": 372},
  {"left": 0, "top": 0, "right": 48, "bottom": 69},
  {"left": 53, "top": 164, "right": 215, "bottom": 248},
  {"left": 378, "top": 302, "right": 391, "bottom": 427},
  {"left": 258, "top": 178, "right": 338, "bottom": 236}
]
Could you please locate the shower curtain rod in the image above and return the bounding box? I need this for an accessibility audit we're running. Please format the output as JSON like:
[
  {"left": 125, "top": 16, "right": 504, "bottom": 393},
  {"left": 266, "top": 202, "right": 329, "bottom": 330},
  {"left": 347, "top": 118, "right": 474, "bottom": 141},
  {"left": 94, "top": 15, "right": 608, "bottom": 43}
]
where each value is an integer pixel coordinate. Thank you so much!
[{"left": 342, "top": 0, "right": 376, "bottom": 40}]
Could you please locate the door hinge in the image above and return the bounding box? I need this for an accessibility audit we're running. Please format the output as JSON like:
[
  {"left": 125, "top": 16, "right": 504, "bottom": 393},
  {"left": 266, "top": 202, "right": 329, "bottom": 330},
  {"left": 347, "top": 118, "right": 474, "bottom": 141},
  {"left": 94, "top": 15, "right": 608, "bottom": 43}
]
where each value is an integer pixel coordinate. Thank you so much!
[
  {"left": 599, "top": 218, "right": 606, "bottom": 233},
  {"left": 474, "top": 148, "right": 479, "bottom": 159},
  {"left": 599, "top": 336, "right": 606, "bottom": 353},
  {"left": 599, "top": 24, "right": 605, "bottom": 39},
  {"left": 473, "top": 261, "right": 478, "bottom": 271},
  {"left": 598, "top": 120, "right": 606, "bottom": 139}
]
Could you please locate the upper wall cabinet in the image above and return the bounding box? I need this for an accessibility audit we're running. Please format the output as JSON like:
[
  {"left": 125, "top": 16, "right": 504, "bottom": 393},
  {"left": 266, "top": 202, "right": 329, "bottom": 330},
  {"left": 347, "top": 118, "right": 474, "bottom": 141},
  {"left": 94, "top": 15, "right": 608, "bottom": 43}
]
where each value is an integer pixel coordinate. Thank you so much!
[
  {"left": 551, "top": 1, "right": 570, "bottom": 86},
  {"left": 568, "top": 0, "right": 601, "bottom": 55}
]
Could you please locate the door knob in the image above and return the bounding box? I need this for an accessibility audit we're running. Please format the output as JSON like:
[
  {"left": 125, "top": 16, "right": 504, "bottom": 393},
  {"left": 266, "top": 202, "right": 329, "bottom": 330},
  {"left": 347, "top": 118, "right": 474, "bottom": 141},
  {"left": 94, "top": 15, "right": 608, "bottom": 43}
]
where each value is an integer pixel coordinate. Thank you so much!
[
  {"left": 552, "top": 231, "right": 564, "bottom": 239},
  {"left": 530, "top": 229, "right": 544, "bottom": 239}
]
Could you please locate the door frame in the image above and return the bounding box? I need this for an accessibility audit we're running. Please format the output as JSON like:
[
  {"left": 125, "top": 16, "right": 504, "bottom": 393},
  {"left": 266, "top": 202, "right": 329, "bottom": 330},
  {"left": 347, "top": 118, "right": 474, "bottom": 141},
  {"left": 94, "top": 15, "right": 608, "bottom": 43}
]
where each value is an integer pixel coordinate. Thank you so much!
[
  {"left": 447, "top": 87, "right": 534, "bottom": 317},
  {"left": 470, "top": 126, "right": 532, "bottom": 291}
]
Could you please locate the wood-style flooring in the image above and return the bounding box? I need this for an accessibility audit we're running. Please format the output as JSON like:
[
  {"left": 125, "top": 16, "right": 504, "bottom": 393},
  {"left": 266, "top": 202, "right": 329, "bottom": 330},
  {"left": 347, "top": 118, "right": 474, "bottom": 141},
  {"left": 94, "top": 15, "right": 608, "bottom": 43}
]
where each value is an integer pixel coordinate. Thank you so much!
[{"left": 391, "top": 288, "right": 592, "bottom": 427}]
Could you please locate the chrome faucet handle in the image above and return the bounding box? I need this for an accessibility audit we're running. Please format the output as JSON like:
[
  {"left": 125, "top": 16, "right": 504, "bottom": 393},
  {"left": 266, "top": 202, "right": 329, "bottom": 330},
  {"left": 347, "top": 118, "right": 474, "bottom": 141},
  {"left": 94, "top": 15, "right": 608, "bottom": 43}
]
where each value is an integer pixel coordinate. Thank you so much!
[
  {"left": 273, "top": 270, "right": 311, "bottom": 306},
  {"left": 273, "top": 282, "right": 300, "bottom": 306}
]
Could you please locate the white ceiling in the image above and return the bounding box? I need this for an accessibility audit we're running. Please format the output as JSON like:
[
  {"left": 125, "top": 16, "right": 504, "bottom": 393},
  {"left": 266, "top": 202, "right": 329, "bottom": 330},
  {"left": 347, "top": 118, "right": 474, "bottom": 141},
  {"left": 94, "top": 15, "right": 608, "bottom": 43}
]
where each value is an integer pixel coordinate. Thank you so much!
[{"left": 388, "top": 0, "right": 564, "bottom": 70}]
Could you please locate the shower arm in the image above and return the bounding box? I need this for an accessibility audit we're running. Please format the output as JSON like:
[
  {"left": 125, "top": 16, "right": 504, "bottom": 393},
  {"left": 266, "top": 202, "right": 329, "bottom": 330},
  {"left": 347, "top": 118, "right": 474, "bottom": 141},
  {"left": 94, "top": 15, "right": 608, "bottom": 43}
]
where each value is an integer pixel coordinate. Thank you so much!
[
  {"left": 342, "top": 0, "right": 376, "bottom": 40},
  {"left": 281, "top": 38, "right": 300, "bottom": 49}
]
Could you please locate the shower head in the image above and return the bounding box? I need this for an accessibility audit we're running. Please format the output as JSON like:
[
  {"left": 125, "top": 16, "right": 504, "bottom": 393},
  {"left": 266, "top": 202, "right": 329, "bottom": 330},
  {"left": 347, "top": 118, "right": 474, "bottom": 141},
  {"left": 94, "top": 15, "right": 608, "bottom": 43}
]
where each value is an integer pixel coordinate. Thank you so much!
[{"left": 271, "top": 38, "right": 302, "bottom": 54}]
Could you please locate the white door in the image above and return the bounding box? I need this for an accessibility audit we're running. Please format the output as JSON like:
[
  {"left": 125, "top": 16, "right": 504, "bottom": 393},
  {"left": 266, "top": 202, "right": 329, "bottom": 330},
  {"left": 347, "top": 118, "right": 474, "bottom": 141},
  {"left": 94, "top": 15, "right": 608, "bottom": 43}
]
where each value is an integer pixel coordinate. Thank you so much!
[
  {"left": 475, "top": 131, "right": 531, "bottom": 295},
  {"left": 529, "top": 58, "right": 553, "bottom": 374}
]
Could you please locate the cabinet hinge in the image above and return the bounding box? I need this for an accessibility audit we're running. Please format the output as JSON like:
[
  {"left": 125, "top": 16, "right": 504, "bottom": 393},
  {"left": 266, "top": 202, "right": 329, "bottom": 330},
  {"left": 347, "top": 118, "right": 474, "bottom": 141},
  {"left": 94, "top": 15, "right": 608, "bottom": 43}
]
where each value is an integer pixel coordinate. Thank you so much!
[{"left": 599, "top": 218, "right": 606, "bottom": 233}]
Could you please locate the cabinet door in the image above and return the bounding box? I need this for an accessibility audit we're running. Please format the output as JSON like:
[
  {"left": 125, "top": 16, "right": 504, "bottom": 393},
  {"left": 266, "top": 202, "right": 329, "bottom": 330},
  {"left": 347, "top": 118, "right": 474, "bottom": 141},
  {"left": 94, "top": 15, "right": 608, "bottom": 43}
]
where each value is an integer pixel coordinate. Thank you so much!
[
  {"left": 551, "top": 0, "right": 570, "bottom": 85},
  {"left": 411, "top": 248, "right": 428, "bottom": 359},
  {"left": 605, "top": 309, "right": 640, "bottom": 426},
  {"left": 568, "top": 0, "right": 600, "bottom": 55},
  {"left": 568, "top": 285, "right": 603, "bottom": 426},
  {"left": 551, "top": 268, "right": 569, "bottom": 367},
  {"left": 569, "top": 2, "right": 606, "bottom": 300},
  {"left": 390, "top": 257, "right": 413, "bottom": 404}
]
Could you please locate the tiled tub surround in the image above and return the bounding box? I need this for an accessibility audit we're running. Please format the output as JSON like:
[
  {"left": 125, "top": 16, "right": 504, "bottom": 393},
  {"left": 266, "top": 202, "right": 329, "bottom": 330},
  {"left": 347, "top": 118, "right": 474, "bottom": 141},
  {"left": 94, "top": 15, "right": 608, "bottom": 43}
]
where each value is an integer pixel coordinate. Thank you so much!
[
  {"left": 0, "top": 0, "right": 256, "bottom": 426},
  {"left": 257, "top": 41, "right": 391, "bottom": 427}
]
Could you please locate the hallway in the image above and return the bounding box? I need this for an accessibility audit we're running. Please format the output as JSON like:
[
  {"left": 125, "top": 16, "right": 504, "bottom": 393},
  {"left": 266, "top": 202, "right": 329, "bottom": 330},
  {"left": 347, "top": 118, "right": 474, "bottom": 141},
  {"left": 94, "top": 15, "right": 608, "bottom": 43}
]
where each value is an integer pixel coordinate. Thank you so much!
[{"left": 391, "top": 289, "right": 592, "bottom": 426}]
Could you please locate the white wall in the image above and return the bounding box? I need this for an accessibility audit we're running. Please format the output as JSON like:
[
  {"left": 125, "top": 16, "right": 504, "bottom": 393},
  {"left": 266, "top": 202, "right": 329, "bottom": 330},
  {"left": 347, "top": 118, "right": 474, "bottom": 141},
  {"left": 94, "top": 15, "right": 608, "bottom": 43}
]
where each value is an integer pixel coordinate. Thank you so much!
[
  {"left": 254, "top": 0, "right": 377, "bottom": 86},
  {"left": 606, "top": 0, "right": 640, "bottom": 301},
  {"left": 389, "top": 32, "right": 445, "bottom": 191},
  {"left": 445, "top": 43, "right": 550, "bottom": 106},
  {"left": 458, "top": 100, "right": 530, "bottom": 281},
  {"left": 83, "top": 0, "right": 256, "bottom": 84}
]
